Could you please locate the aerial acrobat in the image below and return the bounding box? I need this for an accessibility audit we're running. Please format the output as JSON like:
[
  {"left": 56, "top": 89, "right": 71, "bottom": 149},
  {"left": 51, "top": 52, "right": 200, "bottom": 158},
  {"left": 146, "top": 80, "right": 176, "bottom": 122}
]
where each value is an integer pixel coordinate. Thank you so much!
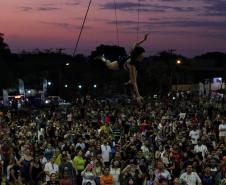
[
  {"left": 72, "top": 0, "right": 148, "bottom": 104},
  {"left": 97, "top": 33, "right": 149, "bottom": 104}
]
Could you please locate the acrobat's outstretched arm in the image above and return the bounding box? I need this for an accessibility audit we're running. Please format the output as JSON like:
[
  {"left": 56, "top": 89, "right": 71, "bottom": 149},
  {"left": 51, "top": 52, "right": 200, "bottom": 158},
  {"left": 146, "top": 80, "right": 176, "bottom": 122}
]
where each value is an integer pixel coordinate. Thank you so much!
[{"left": 131, "top": 33, "right": 149, "bottom": 50}]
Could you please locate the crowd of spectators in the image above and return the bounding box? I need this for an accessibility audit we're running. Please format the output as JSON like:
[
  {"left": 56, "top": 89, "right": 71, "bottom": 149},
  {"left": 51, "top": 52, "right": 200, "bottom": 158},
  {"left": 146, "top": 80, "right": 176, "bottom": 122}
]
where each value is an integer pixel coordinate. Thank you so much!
[{"left": 0, "top": 94, "right": 226, "bottom": 185}]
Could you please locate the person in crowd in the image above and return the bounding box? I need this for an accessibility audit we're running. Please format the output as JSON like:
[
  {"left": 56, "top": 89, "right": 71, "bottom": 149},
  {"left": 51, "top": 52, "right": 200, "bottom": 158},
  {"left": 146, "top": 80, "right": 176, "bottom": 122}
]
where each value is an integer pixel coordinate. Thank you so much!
[
  {"left": 179, "top": 165, "right": 202, "bottom": 185},
  {"left": 219, "top": 119, "right": 226, "bottom": 144},
  {"left": 8, "top": 157, "right": 23, "bottom": 185},
  {"left": 42, "top": 173, "right": 60, "bottom": 185},
  {"left": 122, "top": 164, "right": 143, "bottom": 185},
  {"left": 75, "top": 138, "right": 86, "bottom": 151},
  {"left": 110, "top": 160, "right": 121, "bottom": 185},
  {"left": 73, "top": 150, "right": 86, "bottom": 185},
  {"left": 100, "top": 167, "right": 115, "bottom": 185},
  {"left": 18, "top": 148, "right": 33, "bottom": 183},
  {"left": 157, "top": 178, "right": 168, "bottom": 185},
  {"left": 189, "top": 126, "right": 201, "bottom": 145},
  {"left": 60, "top": 171, "right": 72, "bottom": 185},
  {"left": 93, "top": 154, "right": 104, "bottom": 185},
  {"left": 66, "top": 112, "right": 73, "bottom": 130},
  {"left": 81, "top": 163, "right": 96, "bottom": 185},
  {"left": 101, "top": 140, "right": 112, "bottom": 167},
  {"left": 44, "top": 156, "right": 59, "bottom": 182},
  {"left": 201, "top": 167, "right": 214, "bottom": 185},
  {"left": 29, "top": 154, "right": 44, "bottom": 185},
  {"left": 59, "top": 153, "right": 74, "bottom": 184},
  {"left": 143, "top": 169, "right": 154, "bottom": 185},
  {"left": 194, "top": 140, "right": 208, "bottom": 160},
  {"left": 173, "top": 178, "right": 180, "bottom": 185},
  {"left": 220, "top": 171, "right": 226, "bottom": 185},
  {"left": 44, "top": 143, "right": 55, "bottom": 161},
  {"left": 154, "top": 161, "right": 171, "bottom": 185}
]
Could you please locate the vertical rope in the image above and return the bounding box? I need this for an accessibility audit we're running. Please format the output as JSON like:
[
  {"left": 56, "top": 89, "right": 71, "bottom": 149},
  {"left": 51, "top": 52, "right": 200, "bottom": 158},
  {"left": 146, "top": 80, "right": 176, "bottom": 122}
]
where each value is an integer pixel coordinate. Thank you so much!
[
  {"left": 113, "top": 0, "right": 119, "bottom": 45},
  {"left": 137, "top": 0, "right": 141, "bottom": 41},
  {"left": 73, "top": 0, "right": 92, "bottom": 57}
]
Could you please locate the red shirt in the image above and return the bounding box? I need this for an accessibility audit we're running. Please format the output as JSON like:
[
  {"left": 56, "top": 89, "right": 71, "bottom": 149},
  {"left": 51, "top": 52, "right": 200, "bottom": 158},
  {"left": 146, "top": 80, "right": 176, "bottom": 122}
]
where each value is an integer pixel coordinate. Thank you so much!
[{"left": 171, "top": 151, "right": 182, "bottom": 168}]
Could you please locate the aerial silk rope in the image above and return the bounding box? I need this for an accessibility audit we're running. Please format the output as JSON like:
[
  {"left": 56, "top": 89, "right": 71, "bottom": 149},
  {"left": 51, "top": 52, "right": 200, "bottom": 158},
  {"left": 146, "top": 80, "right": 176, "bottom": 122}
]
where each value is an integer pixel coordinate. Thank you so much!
[
  {"left": 113, "top": 0, "right": 120, "bottom": 45},
  {"left": 137, "top": 0, "right": 141, "bottom": 41},
  {"left": 73, "top": 0, "right": 92, "bottom": 57}
]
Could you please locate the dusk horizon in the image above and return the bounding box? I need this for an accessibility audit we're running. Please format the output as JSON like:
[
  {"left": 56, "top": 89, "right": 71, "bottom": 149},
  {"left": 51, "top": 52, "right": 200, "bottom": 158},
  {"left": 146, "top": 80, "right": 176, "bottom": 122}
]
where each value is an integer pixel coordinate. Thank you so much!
[{"left": 1, "top": 0, "right": 226, "bottom": 58}]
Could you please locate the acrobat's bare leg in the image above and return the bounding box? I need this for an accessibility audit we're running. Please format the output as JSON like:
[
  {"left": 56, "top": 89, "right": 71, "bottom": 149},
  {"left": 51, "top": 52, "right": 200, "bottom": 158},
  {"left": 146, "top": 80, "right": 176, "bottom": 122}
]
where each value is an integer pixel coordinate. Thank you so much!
[{"left": 100, "top": 55, "right": 119, "bottom": 70}]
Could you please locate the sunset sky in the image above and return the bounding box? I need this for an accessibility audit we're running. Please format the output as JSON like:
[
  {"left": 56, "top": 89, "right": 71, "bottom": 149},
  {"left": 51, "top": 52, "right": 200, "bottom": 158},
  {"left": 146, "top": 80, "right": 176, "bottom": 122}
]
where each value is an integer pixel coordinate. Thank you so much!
[{"left": 0, "top": 0, "right": 226, "bottom": 57}]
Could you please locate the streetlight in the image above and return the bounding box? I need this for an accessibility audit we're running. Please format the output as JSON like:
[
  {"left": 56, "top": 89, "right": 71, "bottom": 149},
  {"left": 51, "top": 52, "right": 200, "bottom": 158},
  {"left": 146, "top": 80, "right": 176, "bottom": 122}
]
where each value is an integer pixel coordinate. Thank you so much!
[
  {"left": 64, "top": 84, "right": 68, "bottom": 88},
  {"left": 93, "top": 84, "right": 97, "bottom": 88},
  {"left": 176, "top": 60, "right": 181, "bottom": 65},
  {"left": 78, "top": 85, "right": 82, "bottom": 89},
  {"left": 175, "top": 60, "right": 182, "bottom": 91},
  {"left": 48, "top": 81, "right": 52, "bottom": 86},
  {"left": 66, "top": 63, "right": 70, "bottom": 66}
]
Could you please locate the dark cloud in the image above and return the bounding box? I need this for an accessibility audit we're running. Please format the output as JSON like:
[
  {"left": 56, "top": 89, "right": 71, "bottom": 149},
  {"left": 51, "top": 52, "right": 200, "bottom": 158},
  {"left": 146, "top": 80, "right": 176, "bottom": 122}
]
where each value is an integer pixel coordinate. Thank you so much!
[
  {"left": 41, "top": 22, "right": 71, "bottom": 29},
  {"left": 106, "top": 23, "right": 226, "bottom": 40},
  {"left": 151, "top": 20, "right": 226, "bottom": 30},
  {"left": 37, "top": 7, "right": 60, "bottom": 11},
  {"left": 40, "top": 21, "right": 92, "bottom": 30},
  {"left": 159, "top": 0, "right": 192, "bottom": 2},
  {"left": 202, "top": 0, "right": 226, "bottom": 16},
  {"left": 65, "top": 2, "right": 79, "bottom": 6},
  {"left": 172, "top": 6, "right": 195, "bottom": 12},
  {"left": 20, "top": 6, "right": 33, "bottom": 12},
  {"left": 201, "top": 31, "right": 226, "bottom": 40},
  {"left": 107, "top": 18, "right": 226, "bottom": 29},
  {"left": 152, "top": 30, "right": 226, "bottom": 40},
  {"left": 101, "top": 2, "right": 195, "bottom": 13},
  {"left": 102, "top": 2, "right": 141, "bottom": 10},
  {"left": 20, "top": 5, "right": 60, "bottom": 12}
]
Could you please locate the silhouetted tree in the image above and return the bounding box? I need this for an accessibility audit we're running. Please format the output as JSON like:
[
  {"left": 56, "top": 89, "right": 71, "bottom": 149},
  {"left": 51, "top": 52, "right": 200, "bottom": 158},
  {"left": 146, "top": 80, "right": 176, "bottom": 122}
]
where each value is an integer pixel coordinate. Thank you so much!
[
  {"left": 0, "top": 33, "right": 13, "bottom": 89},
  {"left": 0, "top": 33, "right": 11, "bottom": 56}
]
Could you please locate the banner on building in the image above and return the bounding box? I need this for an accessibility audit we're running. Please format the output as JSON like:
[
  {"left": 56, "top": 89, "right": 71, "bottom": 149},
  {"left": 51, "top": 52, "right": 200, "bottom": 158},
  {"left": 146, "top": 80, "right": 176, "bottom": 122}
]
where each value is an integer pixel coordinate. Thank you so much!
[
  {"left": 18, "top": 79, "right": 25, "bottom": 95},
  {"left": 3, "top": 89, "right": 9, "bottom": 106},
  {"left": 42, "top": 79, "right": 48, "bottom": 101},
  {"left": 199, "top": 82, "right": 204, "bottom": 96}
]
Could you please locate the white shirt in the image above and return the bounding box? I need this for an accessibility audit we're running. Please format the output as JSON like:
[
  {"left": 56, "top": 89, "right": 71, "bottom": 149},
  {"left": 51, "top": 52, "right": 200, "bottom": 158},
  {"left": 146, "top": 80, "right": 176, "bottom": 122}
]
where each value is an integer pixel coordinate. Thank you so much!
[
  {"left": 82, "top": 171, "right": 96, "bottom": 185},
  {"left": 110, "top": 168, "right": 120, "bottom": 185},
  {"left": 160, "top": 151, "right": 170, "bottom": 165},
  {"left": 44, "top": 162, "right": 59, "bottom": 181},
  {"left": 189, "top": 130, "right": 200, "bottom": 144},
  {"left": 38, "top": 128, "right": 45, "bottom": 140},
  {"left": 194, "top": 144, "right": 208, "bottom": 158},
  {"left": 67, "top": 114, "right": 72, "bottom": 122},
  {"left": 85, "top": 150, "right": 94, "bottom": 158},
  {"left": 101, "top": 144, "right": 111, "bottom": 163},
  {"left": 75, "top": 143, "right": 86, "bottom": 150},
  {"left": 180, "top": 172, "right": 201, "bottom": 185},
  {"left": 41, "top": 157, "right": 48, "bottom": 165},
  {"left": 141, "top": 145, "right": 150, "bottom": 159},
  {"left": 179, "top": 113, "right": 186, "bottom": 120},
  {"left": 219, "top": 123, "right": 226, "bottom": 137}
]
